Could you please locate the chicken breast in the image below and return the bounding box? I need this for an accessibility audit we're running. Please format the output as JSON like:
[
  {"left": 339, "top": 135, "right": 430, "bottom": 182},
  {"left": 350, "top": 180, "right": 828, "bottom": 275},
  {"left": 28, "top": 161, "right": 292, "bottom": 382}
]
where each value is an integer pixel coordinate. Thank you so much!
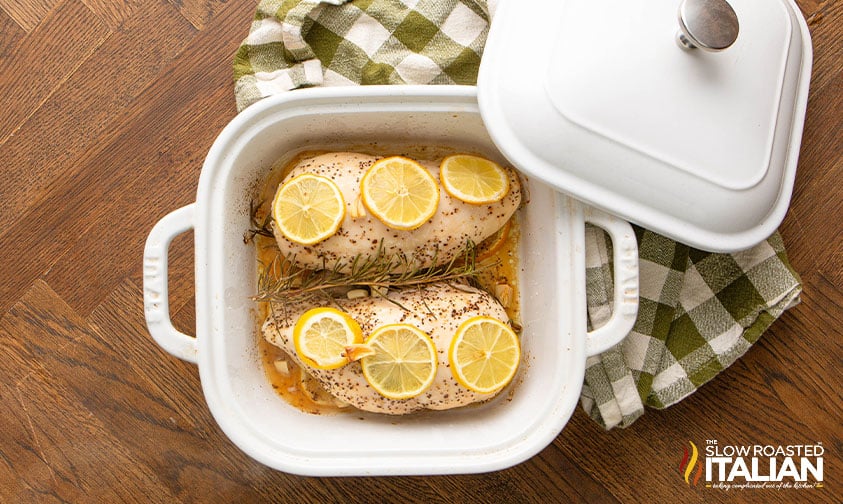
[
  {"left": 272, "top": 152, "right": 521, "bottom": 271},
  {"left": 262, "top": 283, "right": 514, "bottom": 414}
]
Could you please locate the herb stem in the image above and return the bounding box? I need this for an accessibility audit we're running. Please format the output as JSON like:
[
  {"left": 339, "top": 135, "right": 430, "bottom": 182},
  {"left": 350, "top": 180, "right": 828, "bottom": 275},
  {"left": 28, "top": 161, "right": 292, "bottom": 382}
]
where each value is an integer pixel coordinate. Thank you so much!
[{"left": 253, "top": 240, "right": 497, "bottom": 309}]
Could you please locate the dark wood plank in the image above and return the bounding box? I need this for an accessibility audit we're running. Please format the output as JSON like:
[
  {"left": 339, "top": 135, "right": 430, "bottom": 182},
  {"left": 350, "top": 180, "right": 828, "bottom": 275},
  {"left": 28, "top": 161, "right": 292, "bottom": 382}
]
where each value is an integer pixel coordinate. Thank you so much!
[
  {"left": 0, "top": 0, "right": 59, "bottom": 32},
  {"left": 167, "top": 0, "right": 230, "bottom": 30},
  {"left": 0, "top": 0, "right": 109, "bottom": 144},
  {"left": 166, "top": 232, "right": 198, "bottom": 337},
  {"left": 85, "top": 280, "right": 209, "bottom": 439},
  {"left": 529, "top": 443, "right": 624, "bottom": 503},
  {"left": 758, "top": 272, "right": 843, "bottom": 442},
  {"left": 0, "top": 279, "right": 301, "bottom": 503},
  {"left": 802, "top": 0, "right": 843, "bottom": 94},
  {"left": 0, "top": 0, "right": 195, "bottom": 232},
  {"left": 0, "top": 0, "right": 198, "bottom": 314},
  {"left": 38, "top": 0, "right": 255, "bottom": 317},
  {"left": 79, "top": 0, "right": 143, "bottom": 29},
  {"left": 0, "top": 8, "right": 26, "bottom": 59},
  {"left": 420, "top": 449, "right": 621, "bottom": 504},
  {"left": 0, "top": 373, "right": 166, "bottom": 503},
  {"left": 784, "top": 72, "right": 843, "bottom": 287},
  {"left": 0, "top": 280, "right": 179, "bottom": 503}
]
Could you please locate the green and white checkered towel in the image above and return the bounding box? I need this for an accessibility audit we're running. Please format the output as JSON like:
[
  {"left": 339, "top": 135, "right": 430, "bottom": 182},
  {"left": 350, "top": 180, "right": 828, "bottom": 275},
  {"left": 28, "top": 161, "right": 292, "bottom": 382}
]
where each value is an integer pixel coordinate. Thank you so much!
[
  {"left": 233, "top": 0, "right": 495, "bottom": 111},
  {"left": 232, "top": 0, "right": 803, "bottom": 429}
]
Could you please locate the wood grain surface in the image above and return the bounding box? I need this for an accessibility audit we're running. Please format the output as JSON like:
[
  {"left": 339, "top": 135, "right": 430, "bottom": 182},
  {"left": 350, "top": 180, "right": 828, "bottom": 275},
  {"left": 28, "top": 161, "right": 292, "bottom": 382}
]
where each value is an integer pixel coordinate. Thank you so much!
[{"left": 0, "top": 0, "right": 840, "bottom": 502}]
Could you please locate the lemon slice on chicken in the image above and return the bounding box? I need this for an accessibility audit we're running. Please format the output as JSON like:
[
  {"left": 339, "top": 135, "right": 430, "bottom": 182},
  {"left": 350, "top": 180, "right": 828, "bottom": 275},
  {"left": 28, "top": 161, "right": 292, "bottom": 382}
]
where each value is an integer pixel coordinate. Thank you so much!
[
  {"left": 449, "top": 316, "right": 520, "bottom": 394},
  {"left": 440, "top": 154, "right": 510, "bottom": 205},
  {"left": 293, "top": 307, "right": 362, "bottom": 370},
  {"left": 360, "top": 156, "right": 439, "bottom": 230},
  {"left": 360, "top": 324, "right": 438, "bottom": 400},
  {"left": 273, "top": 173, "right": 345, "bottom": 245}
]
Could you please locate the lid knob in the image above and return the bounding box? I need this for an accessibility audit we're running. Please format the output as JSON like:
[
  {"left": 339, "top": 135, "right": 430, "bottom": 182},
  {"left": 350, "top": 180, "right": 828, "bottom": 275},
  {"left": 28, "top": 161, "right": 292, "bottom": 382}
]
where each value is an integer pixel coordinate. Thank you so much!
[{"left": 676, "top": 0, "right": 739, "bottom": 51}]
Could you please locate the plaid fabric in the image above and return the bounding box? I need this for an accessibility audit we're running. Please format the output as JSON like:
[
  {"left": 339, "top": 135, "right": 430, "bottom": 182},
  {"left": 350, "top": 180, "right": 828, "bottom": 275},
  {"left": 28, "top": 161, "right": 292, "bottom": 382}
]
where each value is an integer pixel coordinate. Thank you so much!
[
  {"left": 232, "top": 0, "right": 803, "bottom": 429},
  {"left": 580, "top": 228, "right": 801, "bottom": 428},
  {"left": 234, "top": 0, "right": 493, "bottom": 111}
]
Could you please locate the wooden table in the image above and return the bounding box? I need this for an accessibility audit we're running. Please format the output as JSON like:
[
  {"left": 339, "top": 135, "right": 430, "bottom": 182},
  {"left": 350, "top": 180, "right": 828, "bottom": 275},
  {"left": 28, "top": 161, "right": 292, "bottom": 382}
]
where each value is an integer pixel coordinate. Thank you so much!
[{"left": 1, "top": 1, "right": 839, "bottom": 502}]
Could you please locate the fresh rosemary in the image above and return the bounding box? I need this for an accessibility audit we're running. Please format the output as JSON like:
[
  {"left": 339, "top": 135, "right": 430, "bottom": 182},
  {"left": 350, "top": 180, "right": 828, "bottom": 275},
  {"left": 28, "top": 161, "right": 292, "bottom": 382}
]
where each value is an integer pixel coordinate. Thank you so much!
[
  {"left": 247, "top": 196, "right": 501, "bottom": 317},
  {"left": 253, "top": 239, "right": 497, "bottom": 313},
  {"left": 244, "top": 200, "right": 274, "bottom": 244}
]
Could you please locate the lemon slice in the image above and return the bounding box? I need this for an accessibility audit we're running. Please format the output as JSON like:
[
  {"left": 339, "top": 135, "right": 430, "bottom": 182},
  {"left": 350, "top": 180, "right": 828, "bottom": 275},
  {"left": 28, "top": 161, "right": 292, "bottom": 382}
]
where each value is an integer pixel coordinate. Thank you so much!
[
  {"left": 449, "top": 316, "right": 520, "bottom": 394},
  {"left": 293, "top": 307, "right": 363, "bottom": 370},
  {"left": 360, "top": 156, "right": 439, "bottom": 230},
  {"left": 440, "top": 154, "right": 510, "bottom": 205},
  {"left": 273, "top": 173, "right": 345, "bottom": 245},
  {"left": 360, "top": 324, "right": 438, "bottom": 400}
]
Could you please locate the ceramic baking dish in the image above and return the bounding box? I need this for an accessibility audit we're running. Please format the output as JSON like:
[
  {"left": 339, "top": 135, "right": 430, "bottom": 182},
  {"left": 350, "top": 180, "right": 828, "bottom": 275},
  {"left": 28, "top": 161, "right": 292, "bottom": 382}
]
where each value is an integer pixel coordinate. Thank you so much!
[{"left": 142, "top": 86, "right": 639, "bottom": 476}]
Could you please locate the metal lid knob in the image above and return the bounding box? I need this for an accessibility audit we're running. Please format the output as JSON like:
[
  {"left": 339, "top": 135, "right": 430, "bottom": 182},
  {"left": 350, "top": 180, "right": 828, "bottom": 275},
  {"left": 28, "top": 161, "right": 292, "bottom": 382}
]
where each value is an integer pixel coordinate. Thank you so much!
[{"left": 676, "top": 0, "right": 739, "bottom": 51}]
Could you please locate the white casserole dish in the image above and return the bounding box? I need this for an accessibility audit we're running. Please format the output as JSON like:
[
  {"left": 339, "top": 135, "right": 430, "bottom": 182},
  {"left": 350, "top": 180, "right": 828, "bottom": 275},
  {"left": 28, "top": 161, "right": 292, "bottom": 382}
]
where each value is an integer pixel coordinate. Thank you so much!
[{"left": 142, "top": 86, "right": 639, "bottom": 476}]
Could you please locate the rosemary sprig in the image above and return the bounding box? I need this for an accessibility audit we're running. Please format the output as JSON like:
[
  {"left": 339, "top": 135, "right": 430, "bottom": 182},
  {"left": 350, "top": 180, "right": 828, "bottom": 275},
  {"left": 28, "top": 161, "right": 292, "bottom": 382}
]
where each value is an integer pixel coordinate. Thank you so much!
[
  {"left": 253, "top": 240, "right": 497, "bottom": 311},
  {"left": 244, "top": 200, "right": 274, "bottom": 244}
]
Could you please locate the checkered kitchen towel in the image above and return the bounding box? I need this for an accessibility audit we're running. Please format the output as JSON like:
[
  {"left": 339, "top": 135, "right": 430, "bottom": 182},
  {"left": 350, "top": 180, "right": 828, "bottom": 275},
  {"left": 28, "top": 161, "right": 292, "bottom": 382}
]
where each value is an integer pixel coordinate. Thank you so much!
[{"left": 232, "top": 0, "right": 803, "bottom": 429}]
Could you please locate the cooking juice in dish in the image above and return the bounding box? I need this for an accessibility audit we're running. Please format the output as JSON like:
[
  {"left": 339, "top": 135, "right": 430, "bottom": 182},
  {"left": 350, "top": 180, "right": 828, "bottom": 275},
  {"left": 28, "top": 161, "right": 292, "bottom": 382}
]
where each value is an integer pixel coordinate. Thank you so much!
[{"left": 252, "top": 146, "right": 523, "bottom": 414}]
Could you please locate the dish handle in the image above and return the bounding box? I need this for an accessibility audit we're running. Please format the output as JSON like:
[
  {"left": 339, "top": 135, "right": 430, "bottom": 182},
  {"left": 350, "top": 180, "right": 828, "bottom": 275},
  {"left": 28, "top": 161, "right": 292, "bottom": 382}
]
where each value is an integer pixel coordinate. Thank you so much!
[
  {"left": 582, "top": 207, "right": 639, "bottom": 356},
  {"left": 143, "top": 204, "right": 198, "bottom": 364}
]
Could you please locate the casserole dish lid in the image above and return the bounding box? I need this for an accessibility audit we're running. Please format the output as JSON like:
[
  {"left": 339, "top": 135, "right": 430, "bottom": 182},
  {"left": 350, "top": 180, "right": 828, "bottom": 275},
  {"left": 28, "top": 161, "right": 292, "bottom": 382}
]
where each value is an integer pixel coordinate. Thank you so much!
[{"left": 478, "top": 0, "right": 812, "bottom": 252}]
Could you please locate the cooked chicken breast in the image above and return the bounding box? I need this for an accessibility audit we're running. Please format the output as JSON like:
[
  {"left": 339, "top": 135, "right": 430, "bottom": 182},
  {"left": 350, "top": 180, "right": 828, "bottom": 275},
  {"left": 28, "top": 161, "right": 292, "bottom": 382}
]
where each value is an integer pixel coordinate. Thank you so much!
[
  {"left": 262, "top": 283, "right": 513, "bottom": 414},
  {"left": 272, "top": 152, "right": 521, "bottom": 271}
]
